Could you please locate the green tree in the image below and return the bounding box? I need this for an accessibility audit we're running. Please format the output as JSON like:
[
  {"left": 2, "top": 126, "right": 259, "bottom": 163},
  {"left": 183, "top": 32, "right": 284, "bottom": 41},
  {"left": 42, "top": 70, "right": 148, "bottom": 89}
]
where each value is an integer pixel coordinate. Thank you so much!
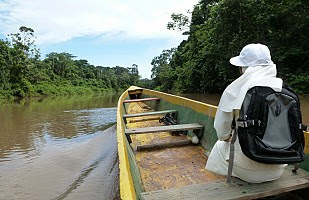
[
  {"left": 8, "top": 26, "right": 40, "bottom": 59},
  {"left": 167, "top": 13, "right": 191, "bottom": 34},
  {"left": 0, "top": 40, "right": 11, "bottom": 93},
  {"left": 152, "top": 0, "right": 309, "bottom": 94},
  {"left": 0, "top": 26, "right": 143, "bottom": 98},
  {"left": 150, "top": 48, "right": 176, "bottom": 91}
]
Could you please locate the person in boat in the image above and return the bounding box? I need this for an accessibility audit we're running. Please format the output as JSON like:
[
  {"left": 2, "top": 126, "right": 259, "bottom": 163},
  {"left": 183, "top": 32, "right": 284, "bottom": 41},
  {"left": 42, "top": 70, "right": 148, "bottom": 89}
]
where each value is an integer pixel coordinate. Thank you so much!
[{"left": 205, "top": 43, "right": 286, "bottom": 183}]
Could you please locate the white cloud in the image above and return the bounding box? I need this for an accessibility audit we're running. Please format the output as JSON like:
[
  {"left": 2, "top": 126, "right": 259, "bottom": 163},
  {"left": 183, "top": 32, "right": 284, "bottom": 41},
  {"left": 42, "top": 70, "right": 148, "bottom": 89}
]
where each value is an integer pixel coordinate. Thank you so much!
[{"left": 0, "top": 0, "right": 199, "bottom": 44}]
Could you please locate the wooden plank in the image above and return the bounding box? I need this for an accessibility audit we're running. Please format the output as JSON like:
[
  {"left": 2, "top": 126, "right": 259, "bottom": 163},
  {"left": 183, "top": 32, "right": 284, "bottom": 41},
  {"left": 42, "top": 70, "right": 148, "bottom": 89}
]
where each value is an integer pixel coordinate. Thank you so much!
[
  {"left": 123, "top": 110, "right": 177, "bottom": 118},
  {"left": 125, "top": 123, "right": 203, "bottom": 135},
  {"left": 137, "top": 139, "right": 192, "bottom": 151},
  {"left": 123, "top": 97, "right": 160, "bottom": 103},
  {"left": 141, "top": 166, "right": 309, "bottom": 200},
  {"left": 128, "top": 88, "right": 143, "bottom": 95},
  {"left": 128, "top": 117, "right": 161, "bottom": 123}
]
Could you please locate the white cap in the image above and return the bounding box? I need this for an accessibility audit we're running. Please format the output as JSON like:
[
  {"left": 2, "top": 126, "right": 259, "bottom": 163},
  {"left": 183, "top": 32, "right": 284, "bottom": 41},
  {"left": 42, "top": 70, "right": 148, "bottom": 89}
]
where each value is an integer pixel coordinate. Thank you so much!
[{"left": 230, "top": 43, "right": 273, "bottom": 67}]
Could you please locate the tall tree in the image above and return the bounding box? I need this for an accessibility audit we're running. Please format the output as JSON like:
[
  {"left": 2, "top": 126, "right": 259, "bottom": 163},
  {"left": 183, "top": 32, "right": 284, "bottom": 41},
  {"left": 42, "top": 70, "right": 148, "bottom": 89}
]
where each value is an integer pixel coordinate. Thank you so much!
[{"left": 151, "top": 0, "right": 309, "bottom": 94}]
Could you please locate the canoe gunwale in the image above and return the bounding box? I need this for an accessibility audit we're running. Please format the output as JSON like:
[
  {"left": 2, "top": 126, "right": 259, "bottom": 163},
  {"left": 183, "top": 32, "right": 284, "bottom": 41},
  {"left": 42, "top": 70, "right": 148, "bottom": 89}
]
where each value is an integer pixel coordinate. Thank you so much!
[{"left": 117, "top": 88, "right": 137, "bottom": 200}]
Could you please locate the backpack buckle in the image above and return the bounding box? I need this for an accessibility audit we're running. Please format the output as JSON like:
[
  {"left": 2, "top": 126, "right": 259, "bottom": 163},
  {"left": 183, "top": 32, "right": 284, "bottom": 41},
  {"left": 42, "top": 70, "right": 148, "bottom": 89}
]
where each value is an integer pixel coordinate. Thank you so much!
[
  {"left": 236, "top": 120, "right": 255, "bottom": 128},
  {"left": 236, "top": 120, "right": 246, "bottom": 127},
  {"left": 300, "top": 124, "right": 309, "bottom": 132}
]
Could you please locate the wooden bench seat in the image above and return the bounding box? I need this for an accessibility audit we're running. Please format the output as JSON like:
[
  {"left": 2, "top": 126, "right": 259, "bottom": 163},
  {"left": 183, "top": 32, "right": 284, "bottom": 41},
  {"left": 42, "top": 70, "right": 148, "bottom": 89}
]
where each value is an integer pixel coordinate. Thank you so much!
[
  {"left": 123, "top": 110, "right": 177, "bottom": 118},
  {"left": 141, "top": 166, "right": 309, "bottom": 200},
  {"left": 125, "top": 123, "right": 203, "bottom": 135},
  {"left": 123, "top": 97, "right": 160, "bottom": 103}
]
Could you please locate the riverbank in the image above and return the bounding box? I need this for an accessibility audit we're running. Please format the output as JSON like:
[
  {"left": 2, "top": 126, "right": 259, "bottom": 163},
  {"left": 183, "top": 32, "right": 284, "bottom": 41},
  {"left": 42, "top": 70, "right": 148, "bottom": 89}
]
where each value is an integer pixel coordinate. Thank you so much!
[{"left": 0, "top": 81, "right": 125, "bottom": 102}]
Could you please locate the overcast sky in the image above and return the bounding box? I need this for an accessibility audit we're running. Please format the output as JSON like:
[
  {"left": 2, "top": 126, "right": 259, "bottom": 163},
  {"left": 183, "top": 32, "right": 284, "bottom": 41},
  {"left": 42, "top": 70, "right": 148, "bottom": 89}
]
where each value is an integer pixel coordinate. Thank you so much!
[{"left": 0, "top": 0, "right": 199, "bottom": 78}]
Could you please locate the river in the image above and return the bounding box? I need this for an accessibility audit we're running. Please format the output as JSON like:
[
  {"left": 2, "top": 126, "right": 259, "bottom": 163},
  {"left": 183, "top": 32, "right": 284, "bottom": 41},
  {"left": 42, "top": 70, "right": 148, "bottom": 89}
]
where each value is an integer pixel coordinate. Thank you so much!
[
  {"left": 0, "top": 94, "right": 121, "bottom": 200},
  {"left": 0, "top": 93, "right": 308, "bottom": 200}
]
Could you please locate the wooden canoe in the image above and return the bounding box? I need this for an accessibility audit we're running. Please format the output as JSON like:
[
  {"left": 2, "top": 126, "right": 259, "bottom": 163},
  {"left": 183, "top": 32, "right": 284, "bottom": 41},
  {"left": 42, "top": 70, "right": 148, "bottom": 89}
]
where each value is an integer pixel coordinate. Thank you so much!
[{"left": 117, "top": 86, "right": 309, "bottom": 200}]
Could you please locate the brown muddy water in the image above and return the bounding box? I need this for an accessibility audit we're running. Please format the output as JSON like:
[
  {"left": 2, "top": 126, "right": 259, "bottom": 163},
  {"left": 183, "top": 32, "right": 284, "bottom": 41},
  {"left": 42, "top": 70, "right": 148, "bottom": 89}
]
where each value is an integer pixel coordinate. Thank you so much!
[
  {"left": 0, "top": 93, "right": 308, "bottom": 200},
  {"left": 0, "top": 94, "right": 120, "bottom": 200}
]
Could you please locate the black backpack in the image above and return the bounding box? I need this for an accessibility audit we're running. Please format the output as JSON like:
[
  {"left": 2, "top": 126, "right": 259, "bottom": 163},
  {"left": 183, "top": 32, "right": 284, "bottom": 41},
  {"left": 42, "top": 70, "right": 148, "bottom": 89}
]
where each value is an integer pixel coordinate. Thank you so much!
[
  {"left": 227, "top": 85, "right": 307, "bottom": 183},
  {"left": 237, "top": 85, "right": 306, "bottom": 164}
]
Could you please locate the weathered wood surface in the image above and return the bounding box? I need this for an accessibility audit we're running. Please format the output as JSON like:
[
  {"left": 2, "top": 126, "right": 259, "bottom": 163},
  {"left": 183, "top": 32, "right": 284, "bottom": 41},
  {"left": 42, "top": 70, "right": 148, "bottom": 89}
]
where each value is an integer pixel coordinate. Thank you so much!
[
  {"left": 136, "top": 139, "right": 192, "bottom": 151},
  {"left": 128, "top": 117, "right": 161, "bottom": 123},
  {"left": 123, "top": 97, "right": 160, "bottom": 103},
  {"left": 141, "top": 166, "right": 309, "bottom": 200},
  {"left": 125, "top": 123, "right": 203, "bottom": 135},
  {"left": 123, "top": 110, "right": 177, "bottom": 118}
]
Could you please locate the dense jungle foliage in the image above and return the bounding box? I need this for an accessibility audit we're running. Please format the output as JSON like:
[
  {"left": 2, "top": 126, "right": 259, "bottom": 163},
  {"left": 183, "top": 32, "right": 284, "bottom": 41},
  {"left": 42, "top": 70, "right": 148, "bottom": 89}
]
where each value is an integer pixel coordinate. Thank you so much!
[
  {"left": 0, "top": 26, "right": 140, "bottom": 99},
  {"left": 151, "top": 0, "right": 309, "bottom": 94}
]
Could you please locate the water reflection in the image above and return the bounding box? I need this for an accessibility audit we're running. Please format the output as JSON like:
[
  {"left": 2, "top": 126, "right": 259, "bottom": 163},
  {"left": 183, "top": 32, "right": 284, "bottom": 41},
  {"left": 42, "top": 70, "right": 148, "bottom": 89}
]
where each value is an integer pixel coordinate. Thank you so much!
[
  {"left": 0, "top": 94, "right": 120, "bottom": 200},
  {"left": 0, "top": 94, "right": 119, "bottom": 163}
]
